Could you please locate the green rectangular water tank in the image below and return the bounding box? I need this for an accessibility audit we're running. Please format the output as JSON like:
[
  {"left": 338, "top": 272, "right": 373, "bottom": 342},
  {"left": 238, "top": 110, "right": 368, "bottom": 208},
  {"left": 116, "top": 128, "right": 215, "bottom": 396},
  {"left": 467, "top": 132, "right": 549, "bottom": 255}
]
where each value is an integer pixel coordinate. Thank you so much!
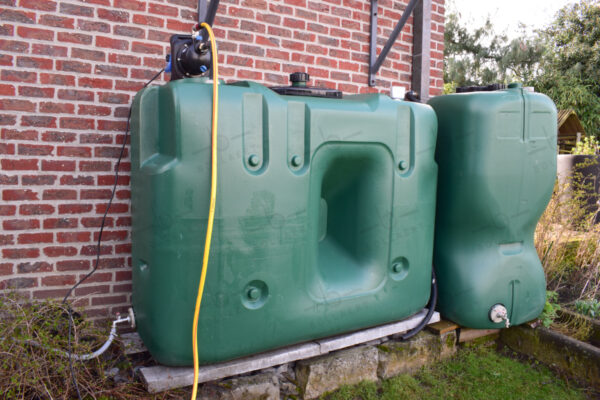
[
  {"left": 428, "top": 84, "right": 557, "bottom": 329},
  {"left": 130, "top": 78, "right": 438, "bottom": 366}
]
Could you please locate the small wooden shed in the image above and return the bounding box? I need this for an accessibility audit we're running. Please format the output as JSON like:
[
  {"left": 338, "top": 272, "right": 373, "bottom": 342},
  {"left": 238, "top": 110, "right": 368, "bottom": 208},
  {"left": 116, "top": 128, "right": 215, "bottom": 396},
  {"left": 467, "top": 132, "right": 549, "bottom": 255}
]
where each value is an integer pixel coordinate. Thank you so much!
[{"left": 557, "top": 109, "right": 586, "bottom": 154}]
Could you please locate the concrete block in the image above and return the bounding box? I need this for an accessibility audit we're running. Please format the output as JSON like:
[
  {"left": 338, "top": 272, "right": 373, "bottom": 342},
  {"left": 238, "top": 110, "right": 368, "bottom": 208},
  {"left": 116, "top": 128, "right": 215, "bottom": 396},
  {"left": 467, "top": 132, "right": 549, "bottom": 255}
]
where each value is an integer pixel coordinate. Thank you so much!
[
  {"left": 296, "top": 346, "right": 379, "bottom": 399},
  {"left": 500, "top": 325, "right": 600, "bottom": 390},
  {"left": 198, "top": 372, "right": 279, "bottom": 400},
  {"left": 377, "top": 330, "right": 457, "bottom": 379}
]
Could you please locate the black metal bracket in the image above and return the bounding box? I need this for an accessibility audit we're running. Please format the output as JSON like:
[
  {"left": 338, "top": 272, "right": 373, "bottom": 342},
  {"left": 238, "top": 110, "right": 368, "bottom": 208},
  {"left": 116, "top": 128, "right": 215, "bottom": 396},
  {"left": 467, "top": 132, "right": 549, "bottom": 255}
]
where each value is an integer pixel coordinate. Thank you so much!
[
  {"left": 197, "top": 0, "right": 219, "bottom": 27},
  {"left": 368, "top": 0, "right": 422, "bottom": 86}
]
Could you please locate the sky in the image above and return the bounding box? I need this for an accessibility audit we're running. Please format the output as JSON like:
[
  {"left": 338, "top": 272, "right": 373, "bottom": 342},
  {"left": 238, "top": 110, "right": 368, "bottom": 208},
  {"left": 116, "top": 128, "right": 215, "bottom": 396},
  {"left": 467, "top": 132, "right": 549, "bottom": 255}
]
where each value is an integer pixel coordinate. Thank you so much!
[{"left": 447, "top": 0, "right": 577, "bottom": 38}]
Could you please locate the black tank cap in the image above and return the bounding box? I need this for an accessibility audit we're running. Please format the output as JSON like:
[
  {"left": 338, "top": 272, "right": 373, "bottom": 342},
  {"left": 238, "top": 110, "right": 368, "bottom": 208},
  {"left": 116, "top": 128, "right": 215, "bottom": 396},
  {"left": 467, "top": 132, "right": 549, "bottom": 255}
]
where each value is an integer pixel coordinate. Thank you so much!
[{"left": 271, "top": 72, "right": 342, "bottom": 98}]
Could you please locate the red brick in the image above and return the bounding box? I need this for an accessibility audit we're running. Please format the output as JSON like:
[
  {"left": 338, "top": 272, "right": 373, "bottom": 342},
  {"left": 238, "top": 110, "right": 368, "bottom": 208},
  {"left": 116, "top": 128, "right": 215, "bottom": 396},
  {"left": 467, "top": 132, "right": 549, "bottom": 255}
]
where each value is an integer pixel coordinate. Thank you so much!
[
  {"left": 131, "top": 42, "right": 162, "bottom": 55},
  {"left": 95, "top": 64, "right": 128, "bottom": 77},
  {"left": 22, "top": 116, "right": 57, "bottom": 128},
  {"left": 0, "top": 142, "right": 14, "bottom": 154},
  {"left": 43, "top": 246, "right": 77, "bottom": 257},
  {"left": 60, "top": 3, "right": 93, "bottom": 16},
  {"left": 114, "top": 25, "right": 144, "bottom": 38},
  {"left": 39, "top": 14, "right": 74, "bottom": 29},
  {"left": 42, "top": 131, "right": 77, "bottom": 143},
  {"left": 114, "top": 0, "right": 145, "bottom": 10},
  {"left": 96, "top": 36, "right": 129, "bottom": 50},
  {"left": 0, "top": 234, "right": 13, "bottom": 246},
  {"left": 80, "top": 272, "right": 113, "bottom": 284},
  {"left": 57, "top": 88, "right": 93, "bottom": 101},
  {"left": 60, "top": 117, "right": 94, "bottom": 130},
  {"left": 133, "top": 13, "right": 163, "bottom": 27},
  {"left": 43, "top": 189, "right": 77, "bottom": 200},
  {"left": 17, "top": 261, "right": 52, "bottom": 273},
  {"left": 98, "top": 8, "right": 130, "bottom": 22},
  {"left": 116, "top": 189, "right": 130, "bottom": 200},
  {"left": 0, "top": 174, "right": 18, "bottom": 184},
  {"left": 79, "top": 76, "right": 113, "bottom": 89},
  {"left": 56, "top": 60, "right": 91, "bottom": 74},
  {"left": 94, "top": 230, "right": 128, "bottom": 241},
  {"left": 40, "top": 73, "right": 75, "bottom": 86},
  {"left": 95, "top": 203, "right": 128, "bottom": 214},
  {"left": 98, "top": 175, "right": 129, "bottom": 185},
  {"left": 0, "top": 263, "right": 13, "bottom": 275},
  {"left": 80, "top": 160, "right": 111, "bottom": 171},
  {"left": 2, "top": 189, "right": 38, "bottom": 201},
  {"left": 18, "top": 232, "right": 53, "bottom": 244},
  {"left": 81, "top": 189, "right": 112, "bottom": 199},
  {"left": 98, "top": 92, "right": 129, "bottom": 104},
  {"left": 98, "top": 257, "right": 125, "bottom": 268},
  {"left": 148, "top": 3, "right": 178, "bottom": 16},
  {"left": 5, "top": 135, "right": 44, "bottom": 148},
  {"left": 3, "top": 248, "right": 40, "bottom": 259},
  {"left": 71, "top": 48, "right": 104, "bottom": 62},
  {"left": 17, "top": 26, "right": 54, "bottom": 40},
  {"left": 57, "top": 146, "right": 92, "bottom": 158},
  {"left": 0, "top": 205, "right": 16, "bottom": 216},
  {"left": 17, "top": 143, "right": 53, "bottom": 156},
  {"left": 42, "top": 160, "right": 75, "bottom": 171},
  {"left": 115, "top": 243, "right": 131, "bottom": 254},
  {"left": 18, "top": 86, "right": 54, "bottom": 98},
  {"left": 41, "top": 274, "right": 76, "bottom": 286},
  {"left": 60, "top": 175, "right": 94, "bottom": 185},
  {"left": 58, "top": 204, "right": 92, "bottom": 214},
  {"left": 82, "top": 217, "right": 114, "bottom": 228},
  {"left": 0, "top": 8, "right": 35, "bottom": 23},
  {"left": 57, "top": 232, "right": 91, "bottom": 243},
  {"left": 32, "top": 43, "right": 67, "bottom": 57},
  {"left": 43, "top": 218, "right": 78, "bottom": 229},
  {"left": 19, "top": 204, "right": 55, "bottom": 215},
  {"left": 0, "top": 114, "right": 16, "bottom": 125},
  {"left": 81, "top": 244, "right": 112, "bottom": 256},
  {"left": 78, "top": 105, "right": 111, "bottom": 116},
  {"left": 75, "top": 284, "right": 110, "bottom": 296},
  {"left": 57, "top": 259, "right": 90, "bottom": 271},
  {"left": 115, "top": 217, "right": 131, "bottom": 227},
  {"left": 78, "top": 20, "right": 110, "bottom": 33},
  {"left": 1, "top": 70, "right": 36, "bottom": 82},
  {"left": 0, "top": 83, "right": 15, "bottom": 96},
  {"left": 92, "top": 294, "right": 126, "bottom": 306},
  {"left": 3, "top": 219, "right": 40, "bottom": 230},
  {"left": 97, "top": 120, "right": 127, "bottom": 131}
]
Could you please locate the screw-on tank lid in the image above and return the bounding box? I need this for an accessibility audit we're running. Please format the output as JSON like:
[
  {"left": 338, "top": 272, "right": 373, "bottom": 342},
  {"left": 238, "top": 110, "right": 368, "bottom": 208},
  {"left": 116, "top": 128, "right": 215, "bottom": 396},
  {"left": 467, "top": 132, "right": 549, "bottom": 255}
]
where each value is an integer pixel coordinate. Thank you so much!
[
  {"left": 270, "top": 72, "right": 342, "bottom": 98},
  {"left": 290, "top": 72, "right": 310, "bottom": 83}
]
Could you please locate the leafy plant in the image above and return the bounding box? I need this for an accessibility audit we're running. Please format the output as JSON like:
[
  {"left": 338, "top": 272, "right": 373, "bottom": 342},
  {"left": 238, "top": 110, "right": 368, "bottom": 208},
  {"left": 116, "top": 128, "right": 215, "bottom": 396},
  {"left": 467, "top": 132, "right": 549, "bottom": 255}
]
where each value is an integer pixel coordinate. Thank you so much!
[
  {"left": 540, "top": 291, "right": 561, "bottom": 328},
  {"left": 574, "top": 298, "right": 600, "bottom": 319},
  {"left": 572, "top": 136, "right": 600, "bottom": 155}
]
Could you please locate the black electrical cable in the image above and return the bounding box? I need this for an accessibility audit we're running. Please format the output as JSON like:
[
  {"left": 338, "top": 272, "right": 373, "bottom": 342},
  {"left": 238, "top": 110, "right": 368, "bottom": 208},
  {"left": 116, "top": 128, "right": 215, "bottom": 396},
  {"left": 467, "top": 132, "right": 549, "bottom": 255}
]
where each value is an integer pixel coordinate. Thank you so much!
[
  {"left": 62, "top": 68, "right": 165, "bottom": 400},
  {"left": 400, "top": 267, "right": 438, "bottom": 341}
]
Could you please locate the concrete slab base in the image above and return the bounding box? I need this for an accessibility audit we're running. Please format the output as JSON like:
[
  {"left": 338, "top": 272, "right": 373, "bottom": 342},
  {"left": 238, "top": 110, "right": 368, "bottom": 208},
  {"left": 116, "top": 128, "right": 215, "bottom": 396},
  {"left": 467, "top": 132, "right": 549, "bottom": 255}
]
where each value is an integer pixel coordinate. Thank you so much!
[{"left": 140, "top": 309, "right": 440, "bottom": 393}]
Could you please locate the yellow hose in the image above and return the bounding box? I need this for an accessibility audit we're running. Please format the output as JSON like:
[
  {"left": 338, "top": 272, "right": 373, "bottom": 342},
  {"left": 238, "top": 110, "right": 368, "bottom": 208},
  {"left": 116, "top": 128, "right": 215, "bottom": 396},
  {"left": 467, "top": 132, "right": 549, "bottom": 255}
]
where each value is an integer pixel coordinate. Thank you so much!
[{"left": 191, "top": 22, "right": 218, "bottom": 400}]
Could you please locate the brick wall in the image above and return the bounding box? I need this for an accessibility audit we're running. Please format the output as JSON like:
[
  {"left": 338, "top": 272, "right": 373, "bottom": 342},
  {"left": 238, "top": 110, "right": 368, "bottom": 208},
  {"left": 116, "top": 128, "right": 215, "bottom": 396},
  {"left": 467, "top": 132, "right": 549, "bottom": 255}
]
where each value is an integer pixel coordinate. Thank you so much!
[{"left": 0, "top": 0, "right": 445, "bottom": 317}]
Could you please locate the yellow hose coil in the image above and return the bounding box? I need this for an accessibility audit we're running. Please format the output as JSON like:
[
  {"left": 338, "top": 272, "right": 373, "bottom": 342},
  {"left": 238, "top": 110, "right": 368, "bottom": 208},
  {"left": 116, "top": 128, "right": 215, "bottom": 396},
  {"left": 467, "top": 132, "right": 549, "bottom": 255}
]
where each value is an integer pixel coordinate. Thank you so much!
[{"left": 191, "top": 22, "right": 218, "bottom": 400}]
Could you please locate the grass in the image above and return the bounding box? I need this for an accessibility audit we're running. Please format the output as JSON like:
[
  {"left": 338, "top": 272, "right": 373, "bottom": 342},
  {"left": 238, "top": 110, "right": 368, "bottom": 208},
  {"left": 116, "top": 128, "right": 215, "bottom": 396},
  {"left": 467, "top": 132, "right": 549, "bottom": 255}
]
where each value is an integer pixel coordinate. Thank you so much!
[{"left": 321, "top": 346, "right": 587, "bottom": 400}]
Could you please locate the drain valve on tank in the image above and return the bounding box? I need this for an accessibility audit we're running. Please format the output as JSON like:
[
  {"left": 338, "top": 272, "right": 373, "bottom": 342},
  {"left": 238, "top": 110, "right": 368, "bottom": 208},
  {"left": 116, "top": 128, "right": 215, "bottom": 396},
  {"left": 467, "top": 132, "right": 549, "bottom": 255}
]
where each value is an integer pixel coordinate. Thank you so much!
[{"left": 489, "top": 304, "right": 510, "bottom": 328}]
